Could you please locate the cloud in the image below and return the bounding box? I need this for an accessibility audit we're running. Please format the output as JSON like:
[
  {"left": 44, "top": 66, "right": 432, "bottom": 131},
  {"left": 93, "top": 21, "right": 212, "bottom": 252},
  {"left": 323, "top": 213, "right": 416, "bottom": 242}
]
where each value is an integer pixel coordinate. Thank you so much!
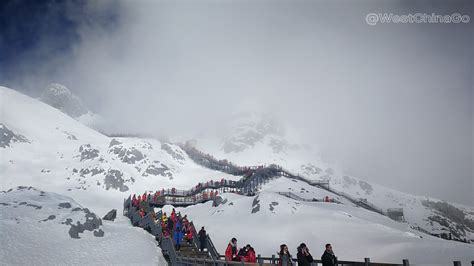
[{"left": 2, "top": 0, "right": 473, "bottom": 205}]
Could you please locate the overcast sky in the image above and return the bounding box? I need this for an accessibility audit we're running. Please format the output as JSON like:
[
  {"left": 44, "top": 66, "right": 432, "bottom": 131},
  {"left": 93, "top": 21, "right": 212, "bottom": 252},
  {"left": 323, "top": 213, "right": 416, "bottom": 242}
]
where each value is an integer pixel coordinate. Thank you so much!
[{"left": 0, "top": 0, "right": 472, "bottom": 205}]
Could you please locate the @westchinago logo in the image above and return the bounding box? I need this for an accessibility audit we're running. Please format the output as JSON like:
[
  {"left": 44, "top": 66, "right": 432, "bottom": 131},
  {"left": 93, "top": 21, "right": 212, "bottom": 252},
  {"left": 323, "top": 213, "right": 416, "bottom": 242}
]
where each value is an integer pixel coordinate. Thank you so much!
[{"left": 366, "top": 13, "right": 470, "bottom": 25}]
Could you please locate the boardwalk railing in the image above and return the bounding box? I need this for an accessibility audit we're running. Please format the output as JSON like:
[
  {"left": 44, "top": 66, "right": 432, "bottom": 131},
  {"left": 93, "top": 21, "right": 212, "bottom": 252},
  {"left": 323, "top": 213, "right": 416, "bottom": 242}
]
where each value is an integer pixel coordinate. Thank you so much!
[
  {"left": 180, "top": 143, "right": 387, "bottom": 216},
  {"left": 123, "top": 197, "right": 467, "bottom": 266}
]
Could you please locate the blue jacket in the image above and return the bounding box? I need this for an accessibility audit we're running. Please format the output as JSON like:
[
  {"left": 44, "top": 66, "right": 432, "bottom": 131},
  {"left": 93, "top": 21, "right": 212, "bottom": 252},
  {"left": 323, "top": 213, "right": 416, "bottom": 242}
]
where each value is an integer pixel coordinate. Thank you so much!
[{"left": 173, "top": 222, "right": 184, "bottom": 245}]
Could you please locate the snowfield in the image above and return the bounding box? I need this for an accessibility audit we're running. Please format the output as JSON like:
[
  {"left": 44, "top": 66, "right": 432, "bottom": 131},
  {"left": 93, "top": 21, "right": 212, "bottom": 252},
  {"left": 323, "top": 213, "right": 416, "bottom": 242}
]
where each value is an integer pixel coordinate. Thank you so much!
[
  {"left": 0, "top": 187, "right": 167, "bottom": 265},
  {"left": 192, "top": 112, "right": 474, "bottom": 244},
  {"left": 1, "top": 86, "right": 473, "bottom": 265},
  {"left": 167, "top": 187, "right": 474, "bottom": 266},
  {"left": 0, "top": 86, "right": 240, "bottom": 215}
]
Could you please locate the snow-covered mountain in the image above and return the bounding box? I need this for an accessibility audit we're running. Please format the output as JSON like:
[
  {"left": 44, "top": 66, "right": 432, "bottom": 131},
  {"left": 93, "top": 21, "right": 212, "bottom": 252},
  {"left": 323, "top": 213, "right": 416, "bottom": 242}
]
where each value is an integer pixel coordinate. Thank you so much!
[
  {"left": 0, "top": 86, "right": 240, "bottom": 215},
  {"left": 192, "top": 112, "right": 474, "bottom": 244},
  {"left": 1, "top": 86, "right": 473, "bottom": 265}
]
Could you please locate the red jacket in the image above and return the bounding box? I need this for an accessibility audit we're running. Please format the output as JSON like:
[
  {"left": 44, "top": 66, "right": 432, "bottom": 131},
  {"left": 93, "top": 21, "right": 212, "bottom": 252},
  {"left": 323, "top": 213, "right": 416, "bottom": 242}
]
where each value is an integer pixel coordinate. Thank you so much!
[
  {"left": 225, "top": 243, "right": 237, "bottom": 261},
  {"left": 186, "top": 229, "right": 193, "bottom": 240},
  {"left": 247, "top": 248, "right": 256, "bottom": 263}
]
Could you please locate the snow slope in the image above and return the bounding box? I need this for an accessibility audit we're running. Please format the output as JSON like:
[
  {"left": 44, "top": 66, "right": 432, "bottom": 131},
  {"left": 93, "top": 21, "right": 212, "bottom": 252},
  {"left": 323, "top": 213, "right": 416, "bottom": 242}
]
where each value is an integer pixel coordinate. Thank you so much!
[
  {"left": 191, "top": 112, "right": 474, "bottom": 243},
  {"left": 166, "top": 185, "right": 474, "bottom": 266},
  {"left": 2, "top": 86, "right": 473, "bottom": 265},
  {"left": 0, "top": 186, "right": 167, "bottom": 265},
  {"left": 0, "top": 86, "right": 240, "bottom": 215}
]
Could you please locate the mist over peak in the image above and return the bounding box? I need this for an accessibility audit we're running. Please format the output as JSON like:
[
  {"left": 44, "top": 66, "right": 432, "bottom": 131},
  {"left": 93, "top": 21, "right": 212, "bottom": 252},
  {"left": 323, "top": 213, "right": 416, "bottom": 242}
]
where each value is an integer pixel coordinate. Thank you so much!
[
  {"left": 40, "top": 83, "right": 88, "bottom": 118},
  {"left": 1, "top": 0, "right": 472, "bottom": 205}
]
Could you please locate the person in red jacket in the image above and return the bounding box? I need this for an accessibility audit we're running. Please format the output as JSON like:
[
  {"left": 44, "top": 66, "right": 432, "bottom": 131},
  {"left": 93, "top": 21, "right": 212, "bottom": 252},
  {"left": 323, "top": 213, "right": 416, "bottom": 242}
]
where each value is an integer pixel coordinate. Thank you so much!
[
  {"left": 246, "top": 244, "right": 256, "bottom": 263},
  {"left": 185, "top": 227, "right": 193, "bottom": 244},
  {"left": 137, "top": 195, "right": 142, "bottom": 207},
  {"left": 170, "top": 208, "right": 176, "bottom": 222},
  {"left": 225, "top": 238, "right": 238, "bottom": 261}
]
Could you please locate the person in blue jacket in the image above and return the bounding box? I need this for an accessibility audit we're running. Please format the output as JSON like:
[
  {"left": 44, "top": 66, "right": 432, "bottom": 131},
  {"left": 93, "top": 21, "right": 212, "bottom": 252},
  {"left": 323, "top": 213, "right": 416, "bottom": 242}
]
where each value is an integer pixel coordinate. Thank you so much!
[{"left": 173, "top": 220, "right": 185, "bottom": 250}]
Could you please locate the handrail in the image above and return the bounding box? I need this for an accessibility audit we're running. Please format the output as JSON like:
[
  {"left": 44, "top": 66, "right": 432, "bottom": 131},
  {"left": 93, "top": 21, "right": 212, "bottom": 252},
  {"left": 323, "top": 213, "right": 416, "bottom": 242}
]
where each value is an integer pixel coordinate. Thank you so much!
[
  {"left": 205, "top": 231, "right": 220, "bottom": 260},
  {"left": 123, "top": 198, "right": 442, "bottom": 266},
  {"left": 276, "top": 191, "right": 311, "bottom": 202},
  {"left": 189, "top": 221, "right": 201, "bottom": 253},
  {"left": 178, "top": 144, "right": 388, "bottom": 217}
]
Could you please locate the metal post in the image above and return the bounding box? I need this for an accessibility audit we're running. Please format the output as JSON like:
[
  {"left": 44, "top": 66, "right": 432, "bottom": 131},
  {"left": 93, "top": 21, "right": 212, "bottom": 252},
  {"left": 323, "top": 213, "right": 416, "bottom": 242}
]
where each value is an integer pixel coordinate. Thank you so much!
[
  {"left": 365, "top": 257, "right": 370, "bottom": 266},
  {"left": 403, "top": 259, "right": 409, "bottom": 266},
  {"left": 453, "top": 261, "right": 461, "bottom": 266}
]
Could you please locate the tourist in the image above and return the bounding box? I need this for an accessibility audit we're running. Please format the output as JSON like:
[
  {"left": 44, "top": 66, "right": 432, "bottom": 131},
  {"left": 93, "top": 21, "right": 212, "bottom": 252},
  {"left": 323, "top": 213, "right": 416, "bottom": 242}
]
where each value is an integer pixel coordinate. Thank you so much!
[
  {"left": 321, "top": 243, "right": 337, "bottom": 266},
  {"left": 297, "top": 243, "right": 313, "bottom": 266},
  {"left": 278, "top": 244, "right": 293, "bottom": 266},
  {"left": 225, "top": 238, "right": 239, "bottom": 261},
  {"left": 198, "top": 226, "right": 207, "bottom": 252}
]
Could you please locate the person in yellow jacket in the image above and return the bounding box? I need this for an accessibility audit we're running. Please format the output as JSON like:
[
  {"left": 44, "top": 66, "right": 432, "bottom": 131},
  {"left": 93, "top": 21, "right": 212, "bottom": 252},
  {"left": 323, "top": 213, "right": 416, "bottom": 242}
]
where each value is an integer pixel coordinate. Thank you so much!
[{"left": 162, "top": 212, "right": 168, "bottom": 224}]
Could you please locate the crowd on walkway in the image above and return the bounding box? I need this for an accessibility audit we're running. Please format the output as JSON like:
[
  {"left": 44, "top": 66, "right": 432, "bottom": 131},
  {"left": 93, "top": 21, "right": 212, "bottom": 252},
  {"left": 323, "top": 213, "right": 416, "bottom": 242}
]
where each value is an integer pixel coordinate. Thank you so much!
[
  {"left": 159, "top": 208, "right": 196, "bottom": 250},
  {"left": 130, "top": 188, "right": 223, "bottom": 209},
  {"left": 224, "top": 238, "right": 337, "bottom": 266},
  {"left": 128, "top": 195, "right": 340, "bottom": 266}
]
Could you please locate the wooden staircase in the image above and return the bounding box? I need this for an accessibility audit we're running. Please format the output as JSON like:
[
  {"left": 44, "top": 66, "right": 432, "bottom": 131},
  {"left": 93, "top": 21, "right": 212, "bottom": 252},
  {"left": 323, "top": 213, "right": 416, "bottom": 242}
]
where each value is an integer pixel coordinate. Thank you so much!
[{"left": 175, "top": 241, "right": 210, "bottom": 260}]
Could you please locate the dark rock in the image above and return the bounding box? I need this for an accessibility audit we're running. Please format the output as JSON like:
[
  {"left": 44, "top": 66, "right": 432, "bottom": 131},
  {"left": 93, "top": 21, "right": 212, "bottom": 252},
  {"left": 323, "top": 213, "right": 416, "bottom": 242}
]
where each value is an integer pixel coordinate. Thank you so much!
[
  {"left": 84, "top": 212, "right": 102, "bottom": 230},
  {"left": 69, "top": 221, "right": 84, "bottom": 239},
  {"left": 59, "top": 202, "right": 72, "bottom": 209},
  {"left": 103, "top": 209, "right": 117, "bottom": 221},
  {"left": 66, "top": 209, "right": 103, "bottom": 239},
  {"left": 269, "top": 202, "right": 279, "bottom": 211},
  {"left": 212, "top": 196, "right": 224, "bottom": 207},
  {"left": 62, "top": 218, "right": 73, "bottom": 225},
  {"left": 26, "top": 203, "right": 42, "bottom": 210},
  {"left": 109, "top": 145, "right": 144, "bottom": 164},
  {"left": 104, "top": 169, "right": 129, "bottom": 192},
  {"left": 161, "top": 143, "right": 185, "bottom": 161},
  {"left": 251, "top": 196, "right": 260, "bottom": 214},
  {"left": 41, "top": 215, "right": 56, "bottom": 222},
  {"left": 144, "top": 163, "right": 170, "bottom": 177},
  {"left": 93, "top": 229, "right": 105, "bottom": 237},
  {"left": 79, "top": 168, "right": 91, "bottom": 176},
  {"left": 109, "top": 139, "right": 122, "bottom": 148},
  {"left": 0, "top": 123, "right": 30, "bottom": 148},
  {"left": 79, "top": 144, "right": 99, "bottom": 161},
  {"left": 91, "top": 167, "right": 104, "bottom": 176}
]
